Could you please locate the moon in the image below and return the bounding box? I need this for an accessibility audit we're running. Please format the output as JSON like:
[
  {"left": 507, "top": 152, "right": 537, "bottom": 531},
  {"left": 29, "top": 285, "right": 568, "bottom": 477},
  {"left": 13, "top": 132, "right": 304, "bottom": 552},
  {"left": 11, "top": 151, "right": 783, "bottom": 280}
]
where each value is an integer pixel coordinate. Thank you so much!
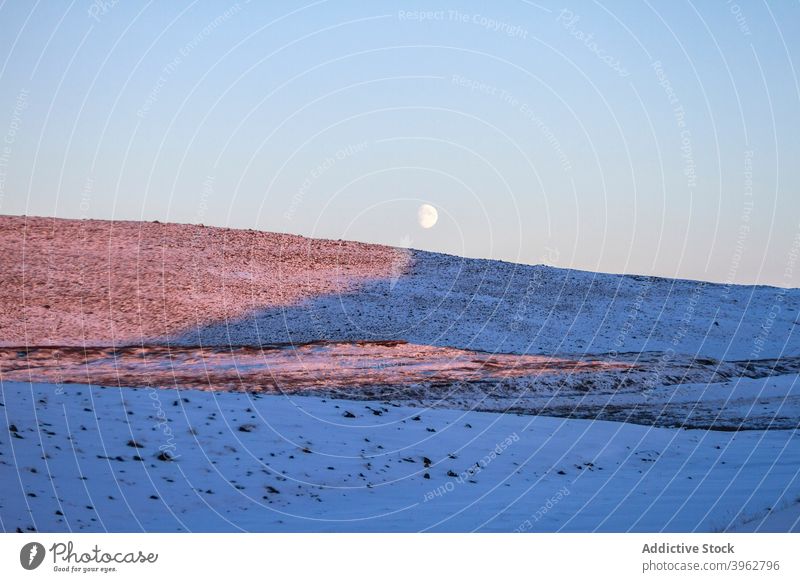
[{"left": 417, "top": 204, "right": 438, "bottom": 229}]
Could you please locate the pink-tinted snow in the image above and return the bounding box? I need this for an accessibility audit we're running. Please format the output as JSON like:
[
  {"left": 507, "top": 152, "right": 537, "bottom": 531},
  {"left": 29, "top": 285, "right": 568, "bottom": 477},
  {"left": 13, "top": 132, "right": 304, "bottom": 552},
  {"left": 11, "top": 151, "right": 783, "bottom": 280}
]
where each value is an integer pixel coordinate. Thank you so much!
[{"left": 0, "top": 215, "right": 408, "bottom": 346}]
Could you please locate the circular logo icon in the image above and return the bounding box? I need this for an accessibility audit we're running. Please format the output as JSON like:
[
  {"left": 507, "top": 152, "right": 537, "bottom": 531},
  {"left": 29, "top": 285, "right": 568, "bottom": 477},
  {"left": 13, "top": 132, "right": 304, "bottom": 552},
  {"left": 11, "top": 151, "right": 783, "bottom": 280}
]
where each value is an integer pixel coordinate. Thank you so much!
[{"left": 20, "top": 542, "right": 46, "bottom": 570}]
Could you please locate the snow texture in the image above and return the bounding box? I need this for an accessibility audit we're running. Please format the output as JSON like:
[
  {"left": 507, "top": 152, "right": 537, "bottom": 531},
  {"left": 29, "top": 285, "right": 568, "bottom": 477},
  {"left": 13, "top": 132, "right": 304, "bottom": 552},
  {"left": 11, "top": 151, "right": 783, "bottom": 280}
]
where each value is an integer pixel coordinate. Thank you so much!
[
  {"left": 175, "top": 250, "right": 800, "bottom": 361},
  {"left": 2, "top": 381, "right": 798, "bottom": 532}
]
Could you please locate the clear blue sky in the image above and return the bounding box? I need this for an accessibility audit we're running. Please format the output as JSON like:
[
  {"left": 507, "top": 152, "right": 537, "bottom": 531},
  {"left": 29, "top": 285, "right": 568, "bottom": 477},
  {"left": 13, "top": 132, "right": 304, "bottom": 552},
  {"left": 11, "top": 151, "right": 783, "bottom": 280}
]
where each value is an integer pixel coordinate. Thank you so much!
[{"left": 1, "top": 1, "right": 798, "bottom": 286}]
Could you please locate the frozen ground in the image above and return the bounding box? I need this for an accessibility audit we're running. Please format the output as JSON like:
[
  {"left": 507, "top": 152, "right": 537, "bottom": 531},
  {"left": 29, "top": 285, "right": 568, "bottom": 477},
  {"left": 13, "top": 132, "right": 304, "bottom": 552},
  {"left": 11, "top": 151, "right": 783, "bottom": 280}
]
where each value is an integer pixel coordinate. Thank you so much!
[
  {"left": 1, "top": 380, "right": 798, "bottom": 532},
  {"left": 1, "top": 345, "right": 797, "bottom": 430},
  {"left": 1, "top": 217, "right": 798, "bottom": 532}
]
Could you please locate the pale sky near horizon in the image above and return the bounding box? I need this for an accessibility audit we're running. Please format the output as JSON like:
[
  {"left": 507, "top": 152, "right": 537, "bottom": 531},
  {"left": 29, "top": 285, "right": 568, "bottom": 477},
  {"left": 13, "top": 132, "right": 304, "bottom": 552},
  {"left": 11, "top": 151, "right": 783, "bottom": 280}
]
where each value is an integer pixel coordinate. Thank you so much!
[{"left": 0, "top": 1, "right": 798, "bottom": 287}]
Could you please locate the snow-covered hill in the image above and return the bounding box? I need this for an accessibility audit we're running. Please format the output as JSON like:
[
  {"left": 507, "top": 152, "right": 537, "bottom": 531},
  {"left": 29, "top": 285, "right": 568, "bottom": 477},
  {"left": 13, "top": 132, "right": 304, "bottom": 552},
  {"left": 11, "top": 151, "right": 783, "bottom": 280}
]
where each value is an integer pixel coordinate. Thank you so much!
[
  {"left": 1, "top": 217, "right": 798, "bottom": 532},
  {"left": 3, "top": 217, "right": 797, "bottom": 363},
  {"left": 176, "top": 249, "right": 800, "bottom": 361}
]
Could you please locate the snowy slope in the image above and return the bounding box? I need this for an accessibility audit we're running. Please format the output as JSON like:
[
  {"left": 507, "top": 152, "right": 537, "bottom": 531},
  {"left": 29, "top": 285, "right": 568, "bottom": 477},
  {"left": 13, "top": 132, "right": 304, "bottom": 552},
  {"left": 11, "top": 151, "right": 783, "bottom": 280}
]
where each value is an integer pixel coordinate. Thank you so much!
[
  {"left": 1, "top": 219, "right": 798, "bottom": 533},
  {"left": 2, "top": 380, "right": 798, "bottom": 532},
  {"left": 174, "top": 250, "right": 800, "bottom": 361}
]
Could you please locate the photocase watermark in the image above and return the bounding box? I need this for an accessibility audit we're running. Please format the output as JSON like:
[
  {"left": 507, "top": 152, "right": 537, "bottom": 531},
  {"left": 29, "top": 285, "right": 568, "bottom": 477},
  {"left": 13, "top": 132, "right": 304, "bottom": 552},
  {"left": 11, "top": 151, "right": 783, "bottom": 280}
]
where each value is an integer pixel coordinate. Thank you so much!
[
  {"left": 137, "top": 3, "right": 245, "bottom": 118},
  {"left": 652, "top": 60, "right": 697, "bottom": 190},
  {"left": 51, "top": 353, "right": 67, "bottom": 396},
  {"left": 53, "top": 541, "right": 157, "bottom": 573},
  {"left": 423, "top": 432, "right": 519, "bottom": 501},
  {"left": 641, "top": 281, "right": 706, "bottom": 398},
  {"left": 515, "top": 486, "right": 571, "bottom": 531},
  {"left": 79, "top": 175, "right": 94, "bottom": 218},
  {"left": 509, "top": 245, "right": 562, "bottom": 331},
  {"left": 189, "top": 174, "right": 215, "bottom": 308},
  {"left": 148, "top": 386, "right": 181, "bottom": 460},
  {"left": 451, "top": 74, "right": 572, "bottom": 172},
  {"left": 510, "top": 272, "right": 543, "bottom": 332},
  {"left": 0, "top": 87, "right": 30, "bottom": 210},
  {"left": 389, "top": 234, "right": 413, "bottom": 291},
  {"left": 667, "top": 281, "right": 705, "bottom": 346},
  {"left": 722, "top": 149, "right": 754, "bottom": 295},
  {"left": 750, "top": 226, "right": 800, "bottom": 359},
  {"left": 20, "top": 540, "right": 159, "bottom": 573},
  {"left": 87, "top": 0, "right": 118, "bottom": 22},
  {"left": 284, "top": 140, "right": 370, "bottom": 222},
  {"left": 20, "top": 542, "right": 46, "bottom": 570},
  {"left": 194, "top": 174, "right": 215, "bottom": 224},
  {"left": 750, "top": 293, "right": 784, "bottom": 360},
  {"left": 540, "top": 245, "right": 560, "bottom": 265},
  {"left": 784, "top": 225, "right": 800, "bottom": 285},
  {"left": 398, "top": 10, "right": 528, "bottom": 39},
  {"left": 726, "top": 0, "right": 752, "bottom": 37},
  {"left": 557, "top": 9, "right": 629, "bottom": 77},
  {"left": 608, "top": 281, "right": 650, "bottom": 359}
]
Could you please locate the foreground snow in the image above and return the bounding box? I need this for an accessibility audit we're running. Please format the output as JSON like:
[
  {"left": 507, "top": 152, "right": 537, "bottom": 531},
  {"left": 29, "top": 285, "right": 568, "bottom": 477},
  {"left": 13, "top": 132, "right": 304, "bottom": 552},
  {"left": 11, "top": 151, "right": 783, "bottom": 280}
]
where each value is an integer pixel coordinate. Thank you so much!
[{"left": 2, "top": 380, "right": 798, "bottom": 532}]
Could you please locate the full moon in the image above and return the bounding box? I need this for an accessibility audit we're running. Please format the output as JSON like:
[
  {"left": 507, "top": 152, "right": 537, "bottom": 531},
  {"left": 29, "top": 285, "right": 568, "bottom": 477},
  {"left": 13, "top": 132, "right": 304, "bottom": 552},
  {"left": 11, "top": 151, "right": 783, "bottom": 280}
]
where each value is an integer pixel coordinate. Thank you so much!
[{"left": 417, "top": 204, "right": 438, "bottom": 229}]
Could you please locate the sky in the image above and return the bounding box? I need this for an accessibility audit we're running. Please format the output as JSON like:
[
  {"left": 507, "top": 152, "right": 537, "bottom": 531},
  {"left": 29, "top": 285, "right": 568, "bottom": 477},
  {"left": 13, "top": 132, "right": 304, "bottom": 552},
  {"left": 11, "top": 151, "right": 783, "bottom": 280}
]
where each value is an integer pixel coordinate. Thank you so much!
[{"left": 0, "top": 1, "right": 798, "bottom": 287}]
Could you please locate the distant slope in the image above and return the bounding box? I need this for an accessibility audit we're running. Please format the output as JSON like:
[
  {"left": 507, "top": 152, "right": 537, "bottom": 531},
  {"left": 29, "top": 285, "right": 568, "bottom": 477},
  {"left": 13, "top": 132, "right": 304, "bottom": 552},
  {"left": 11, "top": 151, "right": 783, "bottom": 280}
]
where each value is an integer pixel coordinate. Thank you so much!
[
  {"left": 1, "top": 215, "right": 797, "bottom": 360},
  {"left": 177, "top": 248, "right": 800, "bottom": 361}
]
